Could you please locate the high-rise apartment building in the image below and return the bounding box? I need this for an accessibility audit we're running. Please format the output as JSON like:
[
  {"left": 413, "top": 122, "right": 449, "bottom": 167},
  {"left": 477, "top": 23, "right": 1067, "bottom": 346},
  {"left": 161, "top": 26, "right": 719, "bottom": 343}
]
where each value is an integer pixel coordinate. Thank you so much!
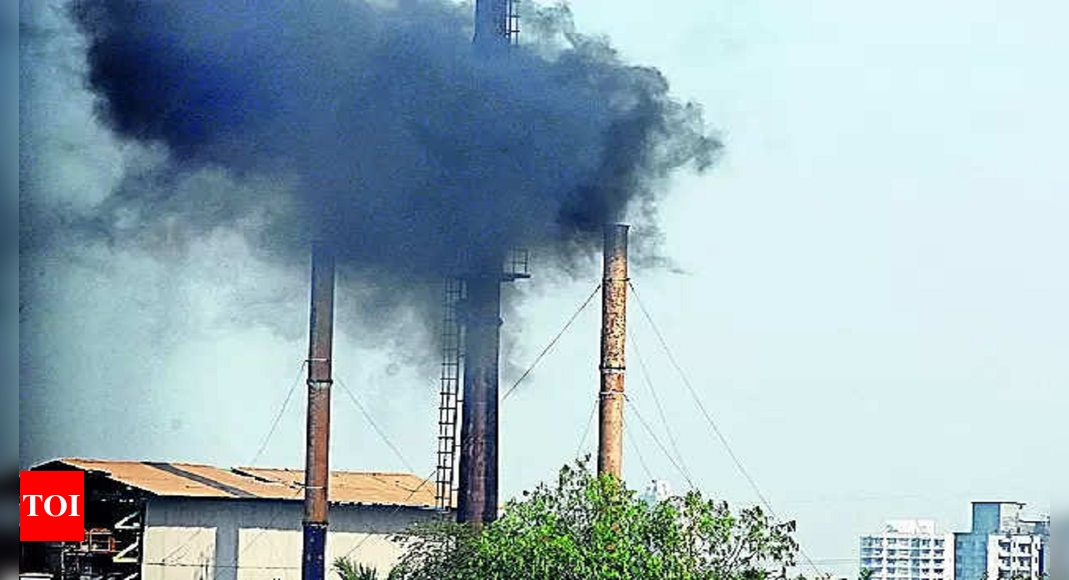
[
  {"left": 953, "top": 502, "right": 1049, "bottom": 580},
  {"left": 860, "top": 520, "right": 955, "bottom": 580}
]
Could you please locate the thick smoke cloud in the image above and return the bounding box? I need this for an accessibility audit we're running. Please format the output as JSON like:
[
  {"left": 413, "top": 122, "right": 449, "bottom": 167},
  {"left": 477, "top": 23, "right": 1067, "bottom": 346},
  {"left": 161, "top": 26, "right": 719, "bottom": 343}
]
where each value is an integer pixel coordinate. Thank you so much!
[
  {"left": 61, "top": 0, "right": 715, "bottom": 283},
  {"left": 20, "top": 0, "right": 714, "bottom": 467}
]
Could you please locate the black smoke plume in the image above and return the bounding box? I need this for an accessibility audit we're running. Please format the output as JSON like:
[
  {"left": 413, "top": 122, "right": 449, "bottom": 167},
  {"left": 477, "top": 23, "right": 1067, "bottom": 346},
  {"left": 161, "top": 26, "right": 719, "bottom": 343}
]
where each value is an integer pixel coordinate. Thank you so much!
[{"left": 60, "top": 0, "right": 715, "bottom": 286}]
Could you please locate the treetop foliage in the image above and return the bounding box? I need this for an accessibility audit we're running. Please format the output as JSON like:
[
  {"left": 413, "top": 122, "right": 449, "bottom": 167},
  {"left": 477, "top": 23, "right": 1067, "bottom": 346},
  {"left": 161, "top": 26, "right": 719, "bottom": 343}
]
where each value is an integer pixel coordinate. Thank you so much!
[{"left": 337, "top": 458, "right": 799, "bottom": 580}]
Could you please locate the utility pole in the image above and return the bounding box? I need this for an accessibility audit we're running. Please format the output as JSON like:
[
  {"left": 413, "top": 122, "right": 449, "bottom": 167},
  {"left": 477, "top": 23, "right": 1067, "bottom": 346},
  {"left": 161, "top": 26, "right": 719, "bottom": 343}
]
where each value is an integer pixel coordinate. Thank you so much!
[
  {"left": 302, "top": 242, "right": 335, "bottom": 580},
  {"left": 598, "top": 224, "right": 628, "bottom": 479}
]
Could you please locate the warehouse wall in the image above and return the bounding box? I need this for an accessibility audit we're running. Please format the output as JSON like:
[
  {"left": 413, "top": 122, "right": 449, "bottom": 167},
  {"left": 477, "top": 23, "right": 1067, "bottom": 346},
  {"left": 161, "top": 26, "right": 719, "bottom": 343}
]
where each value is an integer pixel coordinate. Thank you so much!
[{"left": 141, "top": 498, "right": 437, "bottom": 580}]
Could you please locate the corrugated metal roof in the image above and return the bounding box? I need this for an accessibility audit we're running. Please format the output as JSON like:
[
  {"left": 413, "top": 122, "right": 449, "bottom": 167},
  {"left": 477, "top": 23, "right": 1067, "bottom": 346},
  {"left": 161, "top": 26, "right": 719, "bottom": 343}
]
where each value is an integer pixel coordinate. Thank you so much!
[{"left": 47, "top": 459, "right": 435, "bottom": 508}]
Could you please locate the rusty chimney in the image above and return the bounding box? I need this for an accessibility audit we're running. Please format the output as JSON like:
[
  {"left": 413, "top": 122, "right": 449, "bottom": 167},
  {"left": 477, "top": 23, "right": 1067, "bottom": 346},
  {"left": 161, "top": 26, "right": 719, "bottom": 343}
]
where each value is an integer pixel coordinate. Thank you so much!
[
  {"left": 456, "top": 273, "right": 502, "bottom": 524},
  {"left": 452, "top": 0, "right": 514, "bottom": 527},
  {"left": 302, "top": 241, "right": 335, "bottom": 580},
  {"left": 598, "top": 224, "right": 628, "bottom": 479}
]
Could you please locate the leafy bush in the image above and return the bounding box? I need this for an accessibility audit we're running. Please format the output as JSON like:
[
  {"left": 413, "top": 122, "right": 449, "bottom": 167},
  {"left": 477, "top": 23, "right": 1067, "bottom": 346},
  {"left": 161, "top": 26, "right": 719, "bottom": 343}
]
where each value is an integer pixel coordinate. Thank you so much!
[
  {"left": 332, "top": 557, "right": 381, "bottom": 580},
  {"left": 388, "top": 459, "right": 798, "bottom": 580}
]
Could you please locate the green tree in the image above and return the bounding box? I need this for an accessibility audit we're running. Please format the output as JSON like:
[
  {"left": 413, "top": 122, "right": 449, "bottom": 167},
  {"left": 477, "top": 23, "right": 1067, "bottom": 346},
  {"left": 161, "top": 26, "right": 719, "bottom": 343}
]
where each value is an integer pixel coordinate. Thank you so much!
[
  {"left": 332, "top": 557, "right": 381, "bottom": 580},
  {"left": 384, "top": 459, "right": 798, "bottom": 580}
]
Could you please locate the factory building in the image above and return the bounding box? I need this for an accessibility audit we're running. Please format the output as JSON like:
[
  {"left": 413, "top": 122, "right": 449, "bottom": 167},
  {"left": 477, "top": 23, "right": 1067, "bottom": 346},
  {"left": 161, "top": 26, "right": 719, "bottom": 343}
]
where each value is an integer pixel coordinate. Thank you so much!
[{"left": 21, "top": 459, "right": 438, "bottom": 580}]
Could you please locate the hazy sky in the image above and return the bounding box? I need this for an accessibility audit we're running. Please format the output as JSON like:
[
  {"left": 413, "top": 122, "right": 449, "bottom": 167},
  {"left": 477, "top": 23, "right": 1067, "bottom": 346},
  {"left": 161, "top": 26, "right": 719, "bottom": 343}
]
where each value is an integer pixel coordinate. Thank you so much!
[
  {"left": 19, "top": 0, "right": 1067, "bottom": 576},
  {"left": 558, "top": 0, "right": 1067, "bottom": 572}
]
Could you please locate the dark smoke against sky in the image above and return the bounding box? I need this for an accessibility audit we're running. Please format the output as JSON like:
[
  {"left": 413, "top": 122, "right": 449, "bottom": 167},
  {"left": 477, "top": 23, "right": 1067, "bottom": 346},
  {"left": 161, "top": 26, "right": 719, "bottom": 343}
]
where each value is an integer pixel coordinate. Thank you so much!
[
  {"left": 57, "top": 0, "right": 715, "bottom": 279},
  {"left": 20, "top": 0, "right": 714, "bottom": 467}
]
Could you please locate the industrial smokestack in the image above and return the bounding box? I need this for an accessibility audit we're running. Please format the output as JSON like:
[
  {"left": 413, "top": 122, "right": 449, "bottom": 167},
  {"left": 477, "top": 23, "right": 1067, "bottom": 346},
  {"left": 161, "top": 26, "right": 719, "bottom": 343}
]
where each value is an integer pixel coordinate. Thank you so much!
[
  {"left": 598, "top": 224, "right": 628, "bottom": 479},
  {"left": 454, "top": 0, "right": 513, "bottom": 526},
  {"left": 456, "top": 274, "right": 502, "bottom": 524},
  {"left": 473, "top": 0, "right": 511, "bottom": 52},
  {"left": 302, "top": 242, "right": 335, "bottom": 580}
]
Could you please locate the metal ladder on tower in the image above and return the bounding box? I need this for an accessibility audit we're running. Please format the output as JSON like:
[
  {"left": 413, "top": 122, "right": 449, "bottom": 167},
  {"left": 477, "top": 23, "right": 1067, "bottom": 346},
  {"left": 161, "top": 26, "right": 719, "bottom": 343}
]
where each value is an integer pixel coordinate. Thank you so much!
[
  {"left": 435, "top": 278, "right": 466, "bottom": 511},
  {"left": 506, "top": 0, "right": 520, "bottom": 45}
]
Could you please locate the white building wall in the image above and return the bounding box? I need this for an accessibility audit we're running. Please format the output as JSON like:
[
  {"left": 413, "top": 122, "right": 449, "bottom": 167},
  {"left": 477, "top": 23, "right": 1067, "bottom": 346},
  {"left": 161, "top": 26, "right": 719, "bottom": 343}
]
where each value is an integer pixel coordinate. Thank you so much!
[
  {"left": 986, "top": 534, "right": 1044, "bottom": 580},
  {"left": 234, "top": 527, "right": 412, "bottom": 580},
  {"left": 141, "top": 498, "right": 437, "bottom": 580},
  {"left": 142, "top": 525, "right": 217, "bottom": 580},
  {"left": 860, "top": 520, "right": 954, "bottom": 580}
]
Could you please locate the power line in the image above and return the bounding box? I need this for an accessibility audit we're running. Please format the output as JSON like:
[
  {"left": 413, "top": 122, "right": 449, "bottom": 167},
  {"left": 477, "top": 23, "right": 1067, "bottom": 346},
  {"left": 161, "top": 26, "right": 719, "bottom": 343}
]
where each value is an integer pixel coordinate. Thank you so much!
[
  {"left": 226, "top": 370, "right": 421, "bottom": 574},
  {"left": 624, "top": 396, "right": 697, "bottom": 491},
  {"left": 623, "top": 415, "right": 655, "bottom": 483},
  {"left": 154, "top": 471, "right": 437, "bottom": 571},
  {"left": 200, "top": 285, "right": 598, "bottom": 567},
  {"left": 336, "top": 375, "right": 416, "bottom": 474},
  {"left": 628, "top": 281, "right": 824, "bottom": 577},
  {"left": 147, "top": 562, "right": 301, "bottom": 570},
  {"left": 220, "top": 485, "right": 306, "bottom": 575},
  {"left": 162, "top": 360, "right": 422, "bottom": 573},
  {"left": 249, "top": 360, "right": 307, "bottom": 467},
  {"left": 160, "top": 359, "right": 307, "bottom": 566},
  {"left": 157, "top": 469, "right": 304, "bottom": 569},
  {"left": 575, "top": 396, "right": 598, "bottom": 459},
  {"left": 158, "top": 465, "right": 428, "bottom": 571},
  {"left": 157, "top": 528, "right": 208, "bottom": 566},
  {"left": 219, "top": 369, "right": 426, "bottom": 575},
  {"left": 629, "top": 282, "right": 771, "bottom": 508},
  {"left": 628, "top": 326, "right": 695, "bottom": 485},
  {"left": 216, "top": 360, "right": 319, "bottom": 576},
  {"left": 339, "top": 468, "right": 438, "bottom": 561},
  {"left": 501, "top": 283, "right": 601, "bottom": 401}
]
